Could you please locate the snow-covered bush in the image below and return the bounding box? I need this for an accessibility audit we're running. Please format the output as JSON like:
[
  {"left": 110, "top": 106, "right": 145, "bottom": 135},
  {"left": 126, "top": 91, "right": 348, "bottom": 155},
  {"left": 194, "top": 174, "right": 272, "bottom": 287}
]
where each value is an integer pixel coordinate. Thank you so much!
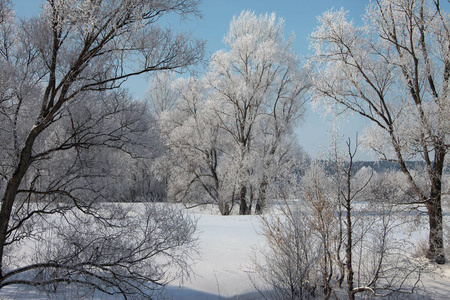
[
  {"left": 255, "top": 159, "right": 429, "bottom": 299},
  {"left": 5, "top": 204, "right": 197, "bottom": 299}
]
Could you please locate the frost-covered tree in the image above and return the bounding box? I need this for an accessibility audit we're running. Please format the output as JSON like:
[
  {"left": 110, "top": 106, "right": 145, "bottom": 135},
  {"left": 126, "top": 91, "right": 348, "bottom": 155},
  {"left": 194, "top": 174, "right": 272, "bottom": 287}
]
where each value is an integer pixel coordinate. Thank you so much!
[
  {"left": 0, "top": 0, "right": 203, "bottom": 297},
  {"left": 310, "top": 0, "right": 449, "bottom": 264},
  {"left": 157, "top": 76, "right": 235, "bottom": 215},
  {"left": 155, "top": 11, "right": 307, "bottom": 215},
  {"left": 146, "top": 70, "right": 179, "bottom": 117},
  {"left": 207, "top": 10, "right": 308, "bottom": 215},
  {"left": 255, "top": 155, "right": 427, "bottom": 300}
]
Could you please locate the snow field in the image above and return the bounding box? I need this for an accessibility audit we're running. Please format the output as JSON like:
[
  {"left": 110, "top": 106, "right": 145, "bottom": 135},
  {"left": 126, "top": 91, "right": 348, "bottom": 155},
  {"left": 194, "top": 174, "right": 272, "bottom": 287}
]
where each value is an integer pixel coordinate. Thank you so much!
[
  {"left": 167, "top": 205, "right": 450, "bottom": 300},
  {"left": 168, "top": 211, "right": 266, "bottom": 299},
  {"left": 0, "top": 203, "right": 449, "bottom": 299}
]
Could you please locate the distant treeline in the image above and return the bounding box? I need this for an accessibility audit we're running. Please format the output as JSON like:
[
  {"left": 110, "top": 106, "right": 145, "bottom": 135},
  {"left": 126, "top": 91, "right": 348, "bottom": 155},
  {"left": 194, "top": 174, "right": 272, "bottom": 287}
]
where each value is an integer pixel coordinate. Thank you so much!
[{"left": 302, "top": 160, "right": 450, "bottom": 176}]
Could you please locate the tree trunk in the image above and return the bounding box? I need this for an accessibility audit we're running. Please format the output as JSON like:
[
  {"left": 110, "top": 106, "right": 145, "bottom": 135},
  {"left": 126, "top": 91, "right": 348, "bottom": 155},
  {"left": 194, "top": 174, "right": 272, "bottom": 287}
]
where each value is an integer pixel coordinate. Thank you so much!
[
  {"left": 248, "top": 186, "right": 253, "bottom": 214},
  {"left": 426, "top": 196, "right": 445, "bottom": 264},
  {"left": 0, "top": 129, "right": 39, "bottom": 279},
  {"left": 0, "top": 181, "right": 20, "bottom": 279},
  {"left": 346, "top": 201, "right": 354, "bottom": 300},
  {"left": 426, "top": 145, "right": 446, "bottom": 264},
  {"left": 218, "top": 197, "right": 231, "bottom": 216},
  {"left": 255, "top": 179, "right": 267, "bottom": 215},
  {"left": 344, "top": 140, "right": 354, "bottom": 300},
  {"left": 239, "top": 185, "right": 249, "bottom": 215},
  {"left": 336, "top": 202, "right": 345, "bottom": 288}
]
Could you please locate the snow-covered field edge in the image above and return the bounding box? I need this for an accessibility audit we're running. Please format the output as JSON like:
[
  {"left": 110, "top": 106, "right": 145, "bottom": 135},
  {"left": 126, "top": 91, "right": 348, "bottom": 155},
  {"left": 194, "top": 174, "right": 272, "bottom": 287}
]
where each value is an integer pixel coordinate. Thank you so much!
[{"left": 0, "top": 203, "right": 449, "bottom": 299}]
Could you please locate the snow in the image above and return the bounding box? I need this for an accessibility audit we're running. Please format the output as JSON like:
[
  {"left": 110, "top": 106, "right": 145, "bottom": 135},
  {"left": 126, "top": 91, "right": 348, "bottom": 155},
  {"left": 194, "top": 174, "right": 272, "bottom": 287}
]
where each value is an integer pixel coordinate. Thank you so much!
[
  {"left": 420, "top": 265, "right": 450, "bottom": 300},
  {"left": 168, "top": 206, "right": 450, "bottom": 300},
  {"left": 167, "top": 211, "right": 265, "bottom": 299},
  {"left": 1, "top": 204, "right": 450, "bottom": 299},
  {"left": 168, "top": 205, "right": 450, "bottom": 300}
]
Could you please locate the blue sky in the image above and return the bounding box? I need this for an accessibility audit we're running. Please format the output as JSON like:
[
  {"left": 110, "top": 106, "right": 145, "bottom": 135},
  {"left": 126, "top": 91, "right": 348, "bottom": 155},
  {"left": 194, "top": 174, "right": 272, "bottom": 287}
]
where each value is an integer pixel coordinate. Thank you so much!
[{"left": 11, "top": 0, "right": 373, "bottom": 160}]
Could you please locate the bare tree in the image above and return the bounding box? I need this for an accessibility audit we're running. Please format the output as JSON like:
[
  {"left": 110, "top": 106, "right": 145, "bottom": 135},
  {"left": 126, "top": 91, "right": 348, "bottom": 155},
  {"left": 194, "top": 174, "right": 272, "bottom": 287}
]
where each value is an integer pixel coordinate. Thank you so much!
[
  {"left": 311, "top": 0, "right": 450, "bottom": 264},
  {"left": 253, "top": 196, "right": 323, "bottom": 300},
  {"left": 145, "top": 70, "right": 179, "bottom": 117},
  {"left": 338, "top": 139, "right": 426, "bottom": 299},
  {"left": 0, "top": 0, "right": 203, "bottom": 296},
  {"left": 255, "top": 152, "right": 428, "bottom": 299},
  {"left": 339, "top": 138, "right": 373, "bottom": 300},
  {"left": 4, "top": 204, "right": 197, "bottom": 299},
  {"left": 157, "top": 76, "right": 234, "bottom": 215}
]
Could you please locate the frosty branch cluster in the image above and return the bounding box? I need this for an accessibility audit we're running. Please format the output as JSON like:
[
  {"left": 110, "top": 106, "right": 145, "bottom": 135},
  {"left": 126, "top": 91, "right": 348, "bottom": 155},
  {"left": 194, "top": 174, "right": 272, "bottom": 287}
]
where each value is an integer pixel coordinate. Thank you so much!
[
  {"left": 310, "top": 0, "right": 450, "bottom": 264},
  {"left": 0, "top": 0, "right": 203, "bottom": 297}
]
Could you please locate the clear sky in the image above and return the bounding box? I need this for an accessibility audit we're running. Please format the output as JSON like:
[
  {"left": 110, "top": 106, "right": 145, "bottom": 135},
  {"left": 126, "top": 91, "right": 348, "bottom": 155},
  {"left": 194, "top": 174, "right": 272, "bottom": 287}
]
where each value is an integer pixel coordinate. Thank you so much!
[{"left": 11, "top": 0, "right": 374, "bottom": 160}]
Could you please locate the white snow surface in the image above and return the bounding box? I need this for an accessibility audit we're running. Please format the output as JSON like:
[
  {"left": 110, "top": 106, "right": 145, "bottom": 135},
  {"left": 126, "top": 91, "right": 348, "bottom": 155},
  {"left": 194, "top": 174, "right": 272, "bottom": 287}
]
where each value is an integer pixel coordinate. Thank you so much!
[
  {"left": 167, "top": 208, "right": 266, "bottom": 299},
  {"left": 1, "top": 203, "right": 450, "bottom": 299},
  {"left": 167, "top": 205, "right": 450, "bottom": 300}
]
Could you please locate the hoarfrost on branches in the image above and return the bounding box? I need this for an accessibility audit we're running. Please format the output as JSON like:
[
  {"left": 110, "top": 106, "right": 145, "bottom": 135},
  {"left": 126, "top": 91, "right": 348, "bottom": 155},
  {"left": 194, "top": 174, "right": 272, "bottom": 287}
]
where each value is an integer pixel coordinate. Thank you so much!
[
  {"left": 0, "top": 0, "right": 204, "bottom": 297},
  {"left": 310, "top": 0, "right": 450, "bottom": 264},
  {"left": 155, "top": 10, "right": 308, "bottom": 215}
]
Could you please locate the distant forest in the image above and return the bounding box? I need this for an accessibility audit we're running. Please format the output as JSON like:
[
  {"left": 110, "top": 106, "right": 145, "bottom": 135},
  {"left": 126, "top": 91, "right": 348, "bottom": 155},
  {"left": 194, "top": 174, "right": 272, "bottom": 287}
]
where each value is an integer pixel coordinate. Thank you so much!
[{"left": 317, "top": 160, "right": 449, "bottom": 174}]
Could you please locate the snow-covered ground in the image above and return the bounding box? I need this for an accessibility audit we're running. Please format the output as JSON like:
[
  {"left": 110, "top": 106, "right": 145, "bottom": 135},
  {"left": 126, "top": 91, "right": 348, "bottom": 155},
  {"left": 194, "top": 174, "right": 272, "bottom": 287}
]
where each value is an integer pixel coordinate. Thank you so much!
[
  {"left": 166, "top": 206, "right": 450, "bottom": 300},
  {"left": 167, "top": 210, "right": 266, "bottom": 299},
  {"left": 1, "top": 204, "right": 450, "bottom": 299}
]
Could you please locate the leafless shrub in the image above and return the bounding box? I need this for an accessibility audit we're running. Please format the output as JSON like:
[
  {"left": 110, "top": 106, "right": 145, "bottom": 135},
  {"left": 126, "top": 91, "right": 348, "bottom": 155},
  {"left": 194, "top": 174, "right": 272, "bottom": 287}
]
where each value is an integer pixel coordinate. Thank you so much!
[
  {"left": 255, "top": 158, "right": 430, "bottom": 299},
  {"left": 2, "top": 204, "right": 197, "bottom": 299},
  {"left": 253, "top": 205, "right": 322, "bottom": 300}
]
